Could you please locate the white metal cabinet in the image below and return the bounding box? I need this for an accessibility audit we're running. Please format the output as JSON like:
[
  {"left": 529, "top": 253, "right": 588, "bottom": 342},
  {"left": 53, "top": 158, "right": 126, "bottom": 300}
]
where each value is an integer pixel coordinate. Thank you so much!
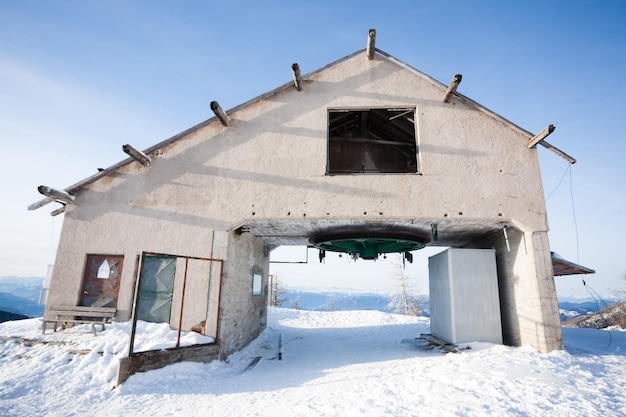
[{"left": 428, "top": 248, "right": 503, "bottom": 344}]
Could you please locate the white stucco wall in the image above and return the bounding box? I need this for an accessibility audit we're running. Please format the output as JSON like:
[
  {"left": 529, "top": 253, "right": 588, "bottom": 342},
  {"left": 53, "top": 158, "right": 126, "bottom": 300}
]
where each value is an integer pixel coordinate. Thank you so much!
[{"left": 44, "top": 50, "right": 560, "bottom": 353}]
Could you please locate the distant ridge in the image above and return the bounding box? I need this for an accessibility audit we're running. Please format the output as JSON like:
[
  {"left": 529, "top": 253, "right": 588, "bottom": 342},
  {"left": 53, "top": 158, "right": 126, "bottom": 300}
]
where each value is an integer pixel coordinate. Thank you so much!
[
  {"left": 563, "top": 301, "right": 626, "bottom": 330},
  {"left": 0, "top": 309, "right": 29, "bottom": 323},
  {"left": 278, "top": 289, "right": 611, "bottom": 323},
  {"left": 0, "top": 292, "right": 44, "bottom": 318},
  {"left": 0, "top": 276, "right": 45, "bottom": 318}
]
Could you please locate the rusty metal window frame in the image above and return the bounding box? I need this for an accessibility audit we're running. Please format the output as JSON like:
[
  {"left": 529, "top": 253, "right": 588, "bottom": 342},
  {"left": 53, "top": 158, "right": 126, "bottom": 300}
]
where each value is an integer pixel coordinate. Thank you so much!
[{"left": 127, "top": 251, "right": 224, "bottom": 356}]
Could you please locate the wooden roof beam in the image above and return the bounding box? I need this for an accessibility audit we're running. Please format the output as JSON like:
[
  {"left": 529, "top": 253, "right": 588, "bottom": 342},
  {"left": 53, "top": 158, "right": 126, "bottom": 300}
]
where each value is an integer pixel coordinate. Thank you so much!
[
  {"left": 443, "top": 74, "right": 462, "bottom": 103},
  {"left": 37, "top": 186, "right": 75, "bottom": 204},
  {"left": 366, "top": 29, "right": 376, "bottom": 60},
  {"left": 527, "top": 124, "right": 555, "bottom": 148},
  {"left": 292, "top": 63, "right": 303, "bottom": 91},
  {"left": 122, "top": 144, "right": 151, "bottom": 166},
  {"left": 50, "top": 206, "right": 66, "bottom": 217},
  {"left": 28, "top": 197, "right": 53, "bottom": 211},
  {"left": 527, "top": 125, "right": 576, "bottom": 164},
  {"left": 539, "top": 140, "right": 577, "bottom": 164},
  {"left": 210, "top": 101, "right": 231, "bottom": 127}
]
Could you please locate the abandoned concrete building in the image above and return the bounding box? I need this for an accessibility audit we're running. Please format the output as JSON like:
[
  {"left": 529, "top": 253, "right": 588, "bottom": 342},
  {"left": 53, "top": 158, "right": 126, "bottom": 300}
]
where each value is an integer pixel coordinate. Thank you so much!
[{"left": 30, "top": 30, "right": 587, "bottom": 380}]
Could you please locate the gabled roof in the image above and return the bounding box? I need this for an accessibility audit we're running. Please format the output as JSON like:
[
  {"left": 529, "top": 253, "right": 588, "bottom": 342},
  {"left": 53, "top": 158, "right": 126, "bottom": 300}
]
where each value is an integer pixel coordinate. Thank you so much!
[{"left": 29, "top": 44, "right": 575, "bottom": 213}]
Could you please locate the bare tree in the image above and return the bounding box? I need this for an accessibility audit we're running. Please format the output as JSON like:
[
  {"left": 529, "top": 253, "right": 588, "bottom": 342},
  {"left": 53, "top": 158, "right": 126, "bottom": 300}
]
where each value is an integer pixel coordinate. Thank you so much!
[
  {"left": 268, "top": 274, "right": 287, "bottom": 307},
  {"left": 290, "top": 297, "right": 301, "bottom": 311},
  {"left": 614, "top": 272, "right": 626, "bottom": 300},
  {"left": 325, "top": 295, "right": 337, "bottom": 311},
  {"left": 387, "top": 253, "right": 422, "bottom": 316},
  {"left": 611, "top": 272, "right": 626, "bottom": 329}
]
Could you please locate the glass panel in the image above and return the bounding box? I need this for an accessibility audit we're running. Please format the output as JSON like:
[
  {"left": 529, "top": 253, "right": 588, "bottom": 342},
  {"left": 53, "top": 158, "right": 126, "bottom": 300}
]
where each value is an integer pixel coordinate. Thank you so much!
[
  {"left": 97, "top": 260, "right": 110, "bottom": 279},
  {"left": 252, "top": 273, "right": 262, "bottom": 296},
  {"left": 137, "top": 256, "right": 176, "bottom": 323}
]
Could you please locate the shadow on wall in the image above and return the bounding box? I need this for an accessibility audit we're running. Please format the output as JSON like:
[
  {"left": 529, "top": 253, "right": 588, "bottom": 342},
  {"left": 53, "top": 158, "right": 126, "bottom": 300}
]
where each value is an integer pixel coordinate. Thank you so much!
[{"left": 66, "top": 61, "right": 487, "bottom": 229}]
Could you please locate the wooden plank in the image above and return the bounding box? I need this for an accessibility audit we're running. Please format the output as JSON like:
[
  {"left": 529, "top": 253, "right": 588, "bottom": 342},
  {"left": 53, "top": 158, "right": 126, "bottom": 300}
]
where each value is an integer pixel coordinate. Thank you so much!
[
  {"left": 538, "top": 140, "right": 576, "bottom": 164},
  {"left": 527, "top": 124, "right": 555, "bottom": 148},
  {"left": 46, "top": 306, "right": 117, "bottom": 331},
  {"left": 68, "top": 306, "right": 117, "bottom": 313},
  {"left": 210, "top": 100, "right": 231, "bottom": 127},
  {"left": 366, "top": 29, "right": 376, "bottom": 60},
  {"left": 49, "top": 313, "right": 114, "bottom": 319},
  {"left": 50, "top": 206, "right": 66, "bottom": 216},
  {"left": 28, "top": 197, "right": 54, "bottom": 211},
  {"left": 291, "top": 63, "right": 302, "bottom": 91},
  {"left": 37, "top": 186, "right": 75, "bottom": 204},
  {"left": 242, "top": 356, "right": 262, "bottom": 373},
  {"left": 122, "top": 144, "right": 151, "bottom": 166},
  {"left": 420, "top": 333, "right": 451, "bottom": 347},
  {"left": 443, "top": 74, "right": 462, "bottom": 103},
  {"left": 117, "top": 344, "right": 219, "bottom": 386},
  {"left": 49, "top": 307, "right": 116, "bottom": 316},
  {"left": 48, "top": 319, "right": 107, "bottom": 325},
  {"left": 330, "top": 136, "right": 415, "bottom": 147}
]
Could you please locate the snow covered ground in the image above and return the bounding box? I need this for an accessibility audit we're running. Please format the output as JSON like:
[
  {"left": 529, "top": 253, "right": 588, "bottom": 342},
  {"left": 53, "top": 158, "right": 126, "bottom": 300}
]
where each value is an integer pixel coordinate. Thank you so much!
[{"left": 1, "top": 308, "right": 625, "bottom": 417}]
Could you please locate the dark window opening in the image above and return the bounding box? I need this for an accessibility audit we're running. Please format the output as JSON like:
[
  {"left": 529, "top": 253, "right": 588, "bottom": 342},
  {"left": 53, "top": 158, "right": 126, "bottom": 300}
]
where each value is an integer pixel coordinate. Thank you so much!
[{"left": 327, "top": 108, "right": 417, "bottom": 174}]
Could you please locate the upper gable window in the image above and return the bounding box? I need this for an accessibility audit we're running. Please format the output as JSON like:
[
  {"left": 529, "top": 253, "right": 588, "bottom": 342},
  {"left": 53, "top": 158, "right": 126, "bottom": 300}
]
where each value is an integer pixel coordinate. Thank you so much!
[{"left": 327, "top": 108, "right": 417, "bottom": 175}]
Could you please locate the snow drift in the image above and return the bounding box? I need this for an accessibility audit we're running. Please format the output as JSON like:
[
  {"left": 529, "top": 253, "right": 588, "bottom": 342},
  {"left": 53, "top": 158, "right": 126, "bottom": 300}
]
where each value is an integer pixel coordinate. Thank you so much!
[{"left": 1, "top": 308, "right": 625, "bottom": 416}]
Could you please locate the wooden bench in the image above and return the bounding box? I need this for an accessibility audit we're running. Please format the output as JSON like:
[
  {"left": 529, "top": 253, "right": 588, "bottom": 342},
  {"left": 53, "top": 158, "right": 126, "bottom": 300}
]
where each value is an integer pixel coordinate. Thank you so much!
[{"left": 42, "top": 306, "right": 117, "bottom": 336}]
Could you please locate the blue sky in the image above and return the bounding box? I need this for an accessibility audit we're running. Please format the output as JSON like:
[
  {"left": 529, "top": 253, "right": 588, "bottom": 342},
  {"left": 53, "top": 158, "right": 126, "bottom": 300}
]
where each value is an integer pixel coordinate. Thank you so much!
[{"left": 1, "top": 1, "right": 624, "bottom": 299}]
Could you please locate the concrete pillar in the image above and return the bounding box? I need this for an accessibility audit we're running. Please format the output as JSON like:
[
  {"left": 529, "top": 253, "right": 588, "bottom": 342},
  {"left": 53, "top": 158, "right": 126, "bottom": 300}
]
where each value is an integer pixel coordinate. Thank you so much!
[
  {"left": 468, "top": 226, "right": 563, "bottom": 352},
  {"left": 216, "top": 231, "right": 270, "bottom": 357},
  {"left": 522, "top": 231, "right": 563, "bottom": 352}
]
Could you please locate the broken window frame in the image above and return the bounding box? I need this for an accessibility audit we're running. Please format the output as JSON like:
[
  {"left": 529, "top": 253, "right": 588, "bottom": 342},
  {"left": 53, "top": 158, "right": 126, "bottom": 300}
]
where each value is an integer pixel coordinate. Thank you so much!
[
  {"left": 79, "top": 254, "right": 124, "bottom": 308},
  {"left": 326, "top": 107, "right": 419, "bottom": 175}
]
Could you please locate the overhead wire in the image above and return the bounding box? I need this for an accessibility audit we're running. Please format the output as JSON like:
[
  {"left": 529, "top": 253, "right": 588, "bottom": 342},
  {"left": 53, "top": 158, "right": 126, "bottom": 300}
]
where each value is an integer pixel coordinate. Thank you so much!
[
  {"left": 546, "top": 163, "right": 571, "bottom": 202},
  {"left": 566, "top": 164, "right": 614, "bottom": 346}
]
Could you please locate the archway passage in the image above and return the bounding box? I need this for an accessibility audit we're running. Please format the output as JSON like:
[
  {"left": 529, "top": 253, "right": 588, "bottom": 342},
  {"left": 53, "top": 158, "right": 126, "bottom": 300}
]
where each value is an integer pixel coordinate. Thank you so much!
[{"left": 240, "top": 218, "right": 510, "bottom": 343}]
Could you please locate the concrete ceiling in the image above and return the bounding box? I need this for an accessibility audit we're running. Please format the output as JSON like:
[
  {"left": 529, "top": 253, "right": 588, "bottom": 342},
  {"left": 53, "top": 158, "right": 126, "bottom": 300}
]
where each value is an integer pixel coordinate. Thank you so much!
[{"left": 232, "top": 218, "right": 508, "bottom": 249}]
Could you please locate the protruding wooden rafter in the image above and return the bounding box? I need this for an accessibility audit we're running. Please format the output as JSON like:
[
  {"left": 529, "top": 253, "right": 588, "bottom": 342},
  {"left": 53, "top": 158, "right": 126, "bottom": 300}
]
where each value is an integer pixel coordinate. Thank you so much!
[
  {"left": 528, "top": 124, "right": 576, "bottom": 164},
  {"left": 366, "top": 29, "right": 376, "bottom": 60},
  {"left": 37, "top": 186, "right": 75, "bottom": 204},
  {"left": 527, "top": 124, "right": 555, "bottom": 148},
  {"left": 292, "top": 63, "right": 303, "bottom": 91},
  {"left": 538, "top": 140, "right": 576, "bottom": 164},
  {"left": 443, "top": 74, "right": 462, "bottom": 103},
  {"left": 50, "top": 206, "right": 66, "bottom": 217},
  {"left": 210, "top": 100, "right": 231, "bottom": 127},
  {"left": 28, "top": 198, "right": 53, "bottom": 211},
  {"left": 122, "top": 144, "right": 151, "bottom": 166}
]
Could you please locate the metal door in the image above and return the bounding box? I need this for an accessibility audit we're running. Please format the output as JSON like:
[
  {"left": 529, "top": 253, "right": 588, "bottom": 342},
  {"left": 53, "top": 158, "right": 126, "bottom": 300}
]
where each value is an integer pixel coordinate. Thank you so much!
[{"left": 79, "top": 255, "right": 123, "bottom": 307}]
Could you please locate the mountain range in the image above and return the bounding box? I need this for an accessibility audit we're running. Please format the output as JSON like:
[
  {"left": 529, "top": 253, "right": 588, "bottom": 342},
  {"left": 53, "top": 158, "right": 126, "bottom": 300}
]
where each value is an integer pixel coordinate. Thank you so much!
[
  {"left": 0, "top": 276, "right": 45, "bottom": 321},
  {"left": 0, "top": 276, "right": 618, "bottom": 323}
]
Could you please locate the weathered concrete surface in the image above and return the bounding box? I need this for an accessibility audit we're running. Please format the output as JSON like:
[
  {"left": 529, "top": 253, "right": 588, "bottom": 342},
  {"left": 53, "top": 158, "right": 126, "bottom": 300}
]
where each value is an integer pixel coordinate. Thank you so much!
[
  {"left": 467, "top": 226, "right": 563, "bottom": 352},
  {"left": 117, "top": 344, "right": 219, "bottom": 386},
  {"left": 44, "top": 49, "right": 563, "bottom": 354},
  {"left": 216, "top": 232, "right": 269, "bottom": 357}
]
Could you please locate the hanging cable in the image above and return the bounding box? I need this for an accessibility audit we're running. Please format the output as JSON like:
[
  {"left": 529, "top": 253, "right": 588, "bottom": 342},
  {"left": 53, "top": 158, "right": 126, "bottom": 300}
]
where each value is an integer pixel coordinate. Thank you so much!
[
  {"left": 568, "top": 165, "right": 580, "bottom": 263},
  {"left": 546, "top": 163, "right": 571, "bottom": 201},
  {"left": 582, "top": 279, "right": 613, "bottom": 347},
  {"left": 565, "top": 163, "right": 615, "bottom": 346}
]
